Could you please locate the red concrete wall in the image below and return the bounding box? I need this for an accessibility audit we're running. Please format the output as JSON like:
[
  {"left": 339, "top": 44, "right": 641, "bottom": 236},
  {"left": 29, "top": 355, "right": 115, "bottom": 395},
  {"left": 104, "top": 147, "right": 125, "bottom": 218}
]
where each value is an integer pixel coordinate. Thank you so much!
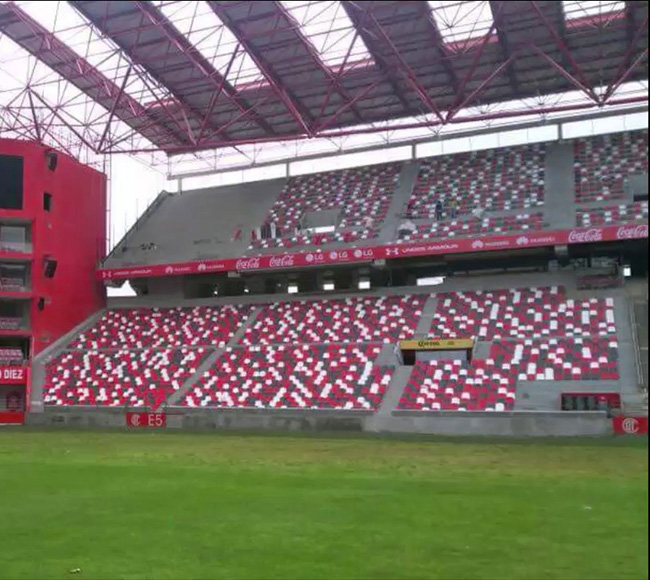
[{"left": 0, "top": 139, "right": 107, "bottom": 355}]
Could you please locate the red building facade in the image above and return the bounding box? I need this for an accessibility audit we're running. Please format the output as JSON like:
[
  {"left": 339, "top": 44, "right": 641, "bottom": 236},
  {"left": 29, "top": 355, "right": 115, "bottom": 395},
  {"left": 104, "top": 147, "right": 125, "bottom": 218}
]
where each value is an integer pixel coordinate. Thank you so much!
[{"left": 0, "top": 139, "right": 107, "bottom": 414}]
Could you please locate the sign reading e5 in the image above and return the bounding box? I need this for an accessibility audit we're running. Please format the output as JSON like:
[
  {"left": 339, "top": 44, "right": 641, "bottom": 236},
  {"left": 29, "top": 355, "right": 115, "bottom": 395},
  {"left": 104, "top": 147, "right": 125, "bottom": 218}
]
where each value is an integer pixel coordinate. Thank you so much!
[{"left": 126, "top": 413, "right": 167, "bottom": 429}]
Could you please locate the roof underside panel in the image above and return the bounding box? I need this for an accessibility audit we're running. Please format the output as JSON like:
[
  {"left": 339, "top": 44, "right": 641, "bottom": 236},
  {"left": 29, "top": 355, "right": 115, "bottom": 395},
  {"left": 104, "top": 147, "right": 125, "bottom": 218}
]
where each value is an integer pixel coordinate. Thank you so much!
[
  {"left": 1, "top": 0, "right": 647, "bottom": 155},
  {"left": 70, "top": 0, "right": 281, "bottom": 142},
  {"left": 0, "top": 1, "right": 184, "bottom": 150}
]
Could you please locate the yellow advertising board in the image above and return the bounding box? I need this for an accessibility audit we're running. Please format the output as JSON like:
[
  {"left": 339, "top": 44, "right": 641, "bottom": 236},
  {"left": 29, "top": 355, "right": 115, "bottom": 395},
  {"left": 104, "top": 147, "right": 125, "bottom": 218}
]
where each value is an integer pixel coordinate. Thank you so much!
[{"left": 399, "top": 339, "right": 475, "bottom": 351}]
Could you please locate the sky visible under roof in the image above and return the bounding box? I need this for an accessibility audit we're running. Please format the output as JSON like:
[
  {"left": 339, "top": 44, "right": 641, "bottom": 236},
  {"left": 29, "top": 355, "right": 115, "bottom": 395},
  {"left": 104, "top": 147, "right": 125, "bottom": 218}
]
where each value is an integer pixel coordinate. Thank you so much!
[
  {"left": 280, "top": 1, "right": 373, "bottom": 69},
  {"left": 154, "top": 0, "right": 268, "bottom": 88}
]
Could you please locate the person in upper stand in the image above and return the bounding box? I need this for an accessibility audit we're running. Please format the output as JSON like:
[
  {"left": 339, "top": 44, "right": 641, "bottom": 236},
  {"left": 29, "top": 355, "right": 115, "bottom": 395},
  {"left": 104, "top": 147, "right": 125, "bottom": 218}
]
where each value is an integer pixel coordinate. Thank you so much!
[
  {"left": 435, "top": 199, "right": 444, "bottom": 221},
  {"left": 449, "top": 198, "right": 459, "bottom": 219}
]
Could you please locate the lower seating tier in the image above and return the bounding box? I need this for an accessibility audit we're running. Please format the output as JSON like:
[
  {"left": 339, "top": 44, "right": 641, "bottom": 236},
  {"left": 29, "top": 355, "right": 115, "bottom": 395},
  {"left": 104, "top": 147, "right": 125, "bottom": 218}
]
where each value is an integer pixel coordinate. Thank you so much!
[
  {"left": 184, "top": 345, "right": 393, "bottom": 411},
  {"left": 72, "top": 306, "right": 253, "bottom": 349},
  {"left": 44, "top": 348, "right": 210, "bottom": 410},
  {"left": 399, "top": 337, "right": 620, "bottom": 412}
]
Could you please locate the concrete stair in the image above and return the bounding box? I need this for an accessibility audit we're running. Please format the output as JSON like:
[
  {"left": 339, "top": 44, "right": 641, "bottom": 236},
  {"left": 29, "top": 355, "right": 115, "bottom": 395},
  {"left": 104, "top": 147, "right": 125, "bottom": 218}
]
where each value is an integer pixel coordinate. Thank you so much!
[
  {"left": 164, "top": 307, "right": 264, "bottom": 408},
  {"left": 378, "top": 161, "right": 420, "bottom": 242},
  {"left": 544, "top": 142, "right": 576, "bottom": 230}
]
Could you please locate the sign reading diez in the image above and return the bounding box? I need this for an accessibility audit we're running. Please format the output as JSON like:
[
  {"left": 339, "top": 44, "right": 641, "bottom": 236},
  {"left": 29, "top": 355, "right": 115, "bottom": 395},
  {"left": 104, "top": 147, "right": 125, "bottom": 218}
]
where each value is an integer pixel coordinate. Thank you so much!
[
  {"left": 98, "top": 224, "right": 649, "bottom": 282},
  {"left": 0, "top": 367, "right": 28, "bottom": 385},
  {"left": 126, "top": 413, "right": 167, "bottom": 429}
]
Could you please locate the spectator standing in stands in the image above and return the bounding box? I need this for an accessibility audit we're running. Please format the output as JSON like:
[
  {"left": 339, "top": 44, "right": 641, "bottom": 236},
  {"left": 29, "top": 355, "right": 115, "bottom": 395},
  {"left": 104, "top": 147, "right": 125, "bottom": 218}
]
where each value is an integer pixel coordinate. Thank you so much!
[
  {"left": 435, "top": 199, "right": 444, "bottom": 221},
  {"left": 449, "top": 198, "right": 459, "bottom": 219}
]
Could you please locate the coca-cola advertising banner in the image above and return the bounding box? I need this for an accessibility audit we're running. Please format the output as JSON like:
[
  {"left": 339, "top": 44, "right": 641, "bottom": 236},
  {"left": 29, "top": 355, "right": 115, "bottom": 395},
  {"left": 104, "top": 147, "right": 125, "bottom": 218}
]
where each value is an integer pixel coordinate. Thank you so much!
[
  {"left": 98, "top": 224, "right": 649, "bottom": 282},
  {"left": 0, "top": 366, "right": 28, "bottom": 385}
]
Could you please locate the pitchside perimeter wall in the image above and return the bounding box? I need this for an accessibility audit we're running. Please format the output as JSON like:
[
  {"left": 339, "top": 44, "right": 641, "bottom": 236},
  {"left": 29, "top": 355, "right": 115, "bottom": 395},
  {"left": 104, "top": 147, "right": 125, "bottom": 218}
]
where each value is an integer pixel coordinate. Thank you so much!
[{"left": 25, "top": 408, "right": 613, "bottom": 437}]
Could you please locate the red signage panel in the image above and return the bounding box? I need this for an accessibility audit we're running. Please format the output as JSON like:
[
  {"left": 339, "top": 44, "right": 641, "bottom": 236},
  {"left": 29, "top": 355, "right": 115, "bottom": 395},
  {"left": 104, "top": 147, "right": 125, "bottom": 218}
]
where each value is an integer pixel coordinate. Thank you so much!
[
  {"left": 613, "top": 416, "right": 649, "bottom": 436},
  {"left": 126, "top": 412, "right": 167, "bottom": 429},
  {"left": 0, "top": 412, "right": 25, "bottom": 425},
  {"left": 0, "top": 366, "right": 28, "bottom": 385},
  {"left": 97, "top": 224, "right": 649, "bottom": 282}
]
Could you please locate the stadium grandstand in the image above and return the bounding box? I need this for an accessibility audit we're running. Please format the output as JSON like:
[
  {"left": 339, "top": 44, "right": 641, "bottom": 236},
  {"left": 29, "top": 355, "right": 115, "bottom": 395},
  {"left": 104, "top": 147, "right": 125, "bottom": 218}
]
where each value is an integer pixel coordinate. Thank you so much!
[{"left": 0, "top": 0, "right": 648, "bottom": 439}]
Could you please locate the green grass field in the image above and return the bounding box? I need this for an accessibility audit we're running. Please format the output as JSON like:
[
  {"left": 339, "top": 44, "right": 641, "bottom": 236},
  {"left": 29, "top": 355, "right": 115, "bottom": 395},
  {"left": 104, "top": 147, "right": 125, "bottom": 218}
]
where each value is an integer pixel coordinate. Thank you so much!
[{"left": 0, "top": 430, "right": 646, "bottom": 580}]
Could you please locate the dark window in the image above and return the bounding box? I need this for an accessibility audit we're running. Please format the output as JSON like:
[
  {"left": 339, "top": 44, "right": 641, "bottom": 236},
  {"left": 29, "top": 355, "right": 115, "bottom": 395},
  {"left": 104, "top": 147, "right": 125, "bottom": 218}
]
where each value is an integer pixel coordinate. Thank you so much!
[
  {"left": 44, "top": 193, "right": 53, "bottom": 212},
  {"left": 0, "top": 155, "right": 24, "bottom": 210}
]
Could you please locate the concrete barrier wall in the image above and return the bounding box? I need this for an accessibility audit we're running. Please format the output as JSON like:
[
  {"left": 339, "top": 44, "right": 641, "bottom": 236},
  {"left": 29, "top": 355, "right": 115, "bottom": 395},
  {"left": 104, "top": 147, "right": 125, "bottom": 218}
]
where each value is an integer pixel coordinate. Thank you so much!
[{"left": 26, "top": 409, "right": 614, "bottom": 437}]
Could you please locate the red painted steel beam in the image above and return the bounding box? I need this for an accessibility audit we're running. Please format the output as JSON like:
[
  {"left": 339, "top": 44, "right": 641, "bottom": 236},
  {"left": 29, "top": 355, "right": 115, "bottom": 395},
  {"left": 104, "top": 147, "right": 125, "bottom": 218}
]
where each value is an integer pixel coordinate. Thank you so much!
[
  {"left": 272, "top": 0, "right": 365, "bottom": 126},
  {"left": 489, "top": 1, "right": 519, "bottom": 94},
  {"left": 446, "top": 19, "right": 500, "bottom": 121},
  {"left": 414, "top": 1, "right": 460, "bottom": 95},
  {"left": 208, "top": 1, "right": 315, "bottom": 137},
  {"left": 602, "top": 13, "right": 649, "bottom": 103},
  {"left": 109, "top": 96, "right": 648, "bottom": 155},
  {"left": 0, "top": 1, "right": 181, "bottom": 150},
  {"left": 341, "top": 1, "right": 412, "bottom": 113},
  {"left": 529, "top": 0, "right": 600, "bottom": 103},
  {"left": 351, "top": 4, "right": 446, "bottom": 123}
]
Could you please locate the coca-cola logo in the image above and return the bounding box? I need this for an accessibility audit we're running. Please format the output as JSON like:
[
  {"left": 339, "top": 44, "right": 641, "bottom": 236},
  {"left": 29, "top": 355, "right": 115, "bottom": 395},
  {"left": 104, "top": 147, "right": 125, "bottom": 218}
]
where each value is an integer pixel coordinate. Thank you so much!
[
  {"left": 269, "top": 255, "right": 296, "bottom": 269},
  {"left": 236, "top": 257, "right": 261, "bottom": 271},
  {"left": 616, "top": 225, "right": 649, "bottom": 240},
  {"left": 568, "top": 229, "right": 604, "bottom": 244}
]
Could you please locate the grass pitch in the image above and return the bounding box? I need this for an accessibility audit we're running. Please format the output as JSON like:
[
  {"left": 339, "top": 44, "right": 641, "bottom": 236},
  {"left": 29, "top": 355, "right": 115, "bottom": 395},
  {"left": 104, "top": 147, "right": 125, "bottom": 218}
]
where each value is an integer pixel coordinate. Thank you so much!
[{"left": 0, "top": 430, "right": 646, "bottom": 580}]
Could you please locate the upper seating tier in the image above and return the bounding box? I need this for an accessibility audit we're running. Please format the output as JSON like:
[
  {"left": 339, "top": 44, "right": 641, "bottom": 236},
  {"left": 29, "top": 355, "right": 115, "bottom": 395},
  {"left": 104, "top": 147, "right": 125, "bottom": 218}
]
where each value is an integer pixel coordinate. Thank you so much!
[
  {"left": 249, "top": 163, "right": 401, "bottom": 251},
  {"left": 574, "top": 130, "right": 648, "bottom": 202},
  {"left": 406, "top": 144, "right": 546, "bottom": 219}
]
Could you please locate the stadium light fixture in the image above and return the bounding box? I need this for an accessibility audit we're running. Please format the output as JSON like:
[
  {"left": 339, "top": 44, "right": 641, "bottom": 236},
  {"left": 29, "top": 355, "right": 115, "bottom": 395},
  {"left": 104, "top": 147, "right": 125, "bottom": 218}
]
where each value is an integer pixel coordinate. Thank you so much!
[
  {"left": 624, "top": 265, "right": 632, "bottom": 278},
  {"left": 288, "top": 284, "right": 299, "bottom": 295},
  {"left": 323, "top": 281, "right": 335, "bottom": 292},
  {"left": 358, "top": 280, "right": 371, "bottom": 291},
  {"left": 279, "top": 1, "right": 374, "bottom": 70}
]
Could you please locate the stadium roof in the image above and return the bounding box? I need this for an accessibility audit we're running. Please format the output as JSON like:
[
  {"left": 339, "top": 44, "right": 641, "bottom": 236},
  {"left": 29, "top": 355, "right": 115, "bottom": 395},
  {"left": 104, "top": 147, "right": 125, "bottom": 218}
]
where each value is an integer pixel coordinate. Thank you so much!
[{"left": 0, "top": 0, "right": 647, "bottom": 174}]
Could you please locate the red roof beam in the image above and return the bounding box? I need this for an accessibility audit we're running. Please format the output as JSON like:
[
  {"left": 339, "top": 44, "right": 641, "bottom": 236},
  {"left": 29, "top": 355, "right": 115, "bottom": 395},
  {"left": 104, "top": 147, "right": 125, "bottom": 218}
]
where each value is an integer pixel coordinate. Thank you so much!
[{"left": 207, "top": 1, "right": 315, "bottom": 137}]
